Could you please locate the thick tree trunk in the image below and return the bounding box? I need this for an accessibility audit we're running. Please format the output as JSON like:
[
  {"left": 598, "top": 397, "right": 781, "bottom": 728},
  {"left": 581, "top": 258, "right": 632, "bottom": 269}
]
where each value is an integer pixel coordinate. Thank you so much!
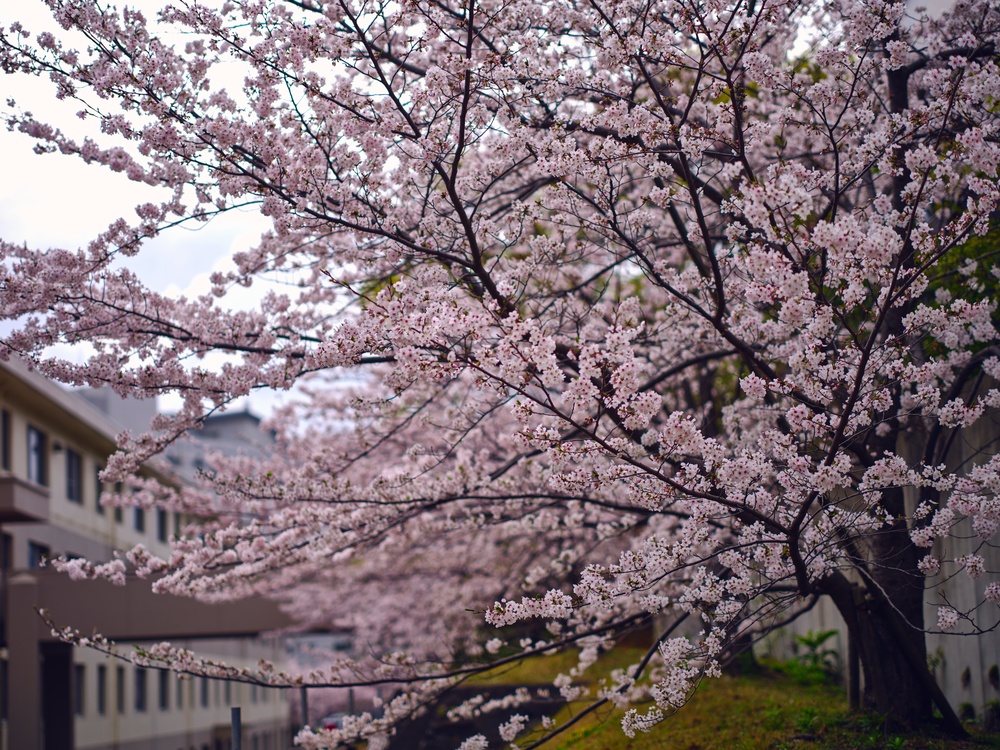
[
  {"left": 863, "top": 514, "right": 932, "bottom": 723},
  {"left": 821, "top": 566, "right": 965, "bottom": 735},
  {"left": 821, "top": 571, "right": 926, "bottom": 725},
  {"left": 853, "top": 589, "right": 932, "bottom": 723}
]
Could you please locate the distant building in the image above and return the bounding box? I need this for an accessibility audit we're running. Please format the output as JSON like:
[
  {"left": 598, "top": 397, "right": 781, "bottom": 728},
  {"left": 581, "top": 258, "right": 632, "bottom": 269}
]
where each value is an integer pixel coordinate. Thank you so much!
[
  {"left": 0, "top": 360, "right": 291, "bottom": 750},
  {"left": 161, "top": 408, "right": 276, "bottom": 487}
]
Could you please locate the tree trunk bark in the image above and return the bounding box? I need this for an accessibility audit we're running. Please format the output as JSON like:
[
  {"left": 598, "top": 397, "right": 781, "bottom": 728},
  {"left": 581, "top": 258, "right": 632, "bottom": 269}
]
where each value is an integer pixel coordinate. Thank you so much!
[
  {"left": 821, "top": 568, "right": 965, "bottom": 735},
  {"left": 854, "top": 591, "right": 931, "bottom": 723}
]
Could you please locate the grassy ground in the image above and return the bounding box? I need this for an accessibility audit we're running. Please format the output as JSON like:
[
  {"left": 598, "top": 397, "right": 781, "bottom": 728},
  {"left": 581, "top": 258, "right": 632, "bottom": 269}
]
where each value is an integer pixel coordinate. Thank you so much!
[
  {"left": 536, "top": 666, "right": 1000, "bottom": 750},
  {"left": 470, "top": 649, "right": 1000, "bottom": 750}
]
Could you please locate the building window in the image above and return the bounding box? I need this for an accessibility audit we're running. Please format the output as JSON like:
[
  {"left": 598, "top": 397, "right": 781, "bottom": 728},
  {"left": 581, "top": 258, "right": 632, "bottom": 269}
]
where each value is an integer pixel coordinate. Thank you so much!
[
  {"left": 176, "top": 675, "right": 184, "bottom": 709},
  {"left": 159, "top": 669, "right": 169, "bottom": 710},
  {"left": 224, "top": 680, "right": 231, "bottom": 706},
  {"left": 66, "top": 448, "right": 82, "bottom": 504},
  {"left": 114, "top": 482, "right": 123, "bottom": 523},
  {"left": 1, "top": 409, "right": 9, "bottom": 471},
  {"left": 1, "top": 533, "right": 11, "bottom": 571},
  {"left": 27, "top": 426, "right": 47, "bottom": 486},
  {"left": 27, "top": 541, "right": 49, "bottom": 569},
  {"left": 200, "top": 677, "right": 209, "bottom": 708},
  {"left": 134, "top": 507, "right": 145, "bottom": 533},
  {"left": 135, "top": 668, "right": 147, "bottom": 712},
  {"left": 251, "top": 683, "right": 258, "bottom": 704},
  {"left": 97, "top": 665, "right": 107, "bottom": 715},
  {"left": 94, "top": 465, "right": 105, "bottom": 515},
  {"left": 116, "top": 666, "right": 125, "bottom": 714},
  {"left": 157, "top": 509, "right": 168, "bottom": 542},
  {"left": 73, "top": 664, "right": 85, "bottom": 716}
]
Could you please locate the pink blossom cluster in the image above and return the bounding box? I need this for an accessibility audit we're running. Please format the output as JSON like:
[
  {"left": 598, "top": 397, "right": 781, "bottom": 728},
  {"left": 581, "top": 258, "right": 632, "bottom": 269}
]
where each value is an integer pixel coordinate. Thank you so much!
[{"left": 4, "top": 0, "right": 1000, "bottom": 742}]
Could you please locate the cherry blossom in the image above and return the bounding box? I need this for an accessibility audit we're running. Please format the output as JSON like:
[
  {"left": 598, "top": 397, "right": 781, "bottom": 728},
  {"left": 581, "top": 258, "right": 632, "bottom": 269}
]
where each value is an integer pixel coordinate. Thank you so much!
[{"left": 4, "top": 0, "right": 1000, "bottom": 743}]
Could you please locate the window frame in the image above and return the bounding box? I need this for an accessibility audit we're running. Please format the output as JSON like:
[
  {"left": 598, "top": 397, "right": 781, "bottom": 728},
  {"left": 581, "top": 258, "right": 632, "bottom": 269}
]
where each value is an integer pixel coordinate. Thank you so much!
[
  {"left": 94, "top": 465, "right": 105, "bottom": 515},
  {"left": 156, "top": 508, "right": 168, "bottom": 542},
  {"left": 134, "top": 668, "right": 147, "bottom": 712},
  {"left": 65, "top": 448, "right": 83, "bottom": 504},
  {"left": 116, "top": 666, "right": 125, "bottom": 715},
  {"left": 73, "top": 664, "right": 85, "bottom": 717},
  {"left": 1, "top": 409, "right": 10, "bottom": 471},
  {"left": 1, "top": 533, "right": 11, "bottom": 571},
  {"left": 27, "top": 541, "right": 50, "bottom": 569},
  {"left": 158, "top": 669, "right": 169, "bottom": 711},
  {"left": 97, "top": 665, "right": 107, "bottom": 716},
  {"left": 26, "top": 425, "right": 47, "bottom": 487}
]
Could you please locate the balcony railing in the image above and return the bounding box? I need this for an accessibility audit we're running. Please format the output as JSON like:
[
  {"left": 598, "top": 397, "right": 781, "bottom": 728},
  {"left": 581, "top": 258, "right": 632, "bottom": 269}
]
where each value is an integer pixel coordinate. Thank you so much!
[{"left": 0, "top": 476, "right": 49, "bottom": 523}]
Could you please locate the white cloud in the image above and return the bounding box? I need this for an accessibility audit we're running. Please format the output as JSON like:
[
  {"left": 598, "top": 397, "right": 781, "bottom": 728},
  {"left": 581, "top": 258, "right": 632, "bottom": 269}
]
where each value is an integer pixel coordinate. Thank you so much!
[{"left": 1, "top": 0, "right": 282, "bottom": 416}]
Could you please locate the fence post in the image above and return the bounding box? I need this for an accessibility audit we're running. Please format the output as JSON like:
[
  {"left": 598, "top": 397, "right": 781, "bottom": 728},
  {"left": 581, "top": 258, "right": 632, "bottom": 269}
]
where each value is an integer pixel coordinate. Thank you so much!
[{"left": 231, "top": 706, "right": 242, "bottom": 750}]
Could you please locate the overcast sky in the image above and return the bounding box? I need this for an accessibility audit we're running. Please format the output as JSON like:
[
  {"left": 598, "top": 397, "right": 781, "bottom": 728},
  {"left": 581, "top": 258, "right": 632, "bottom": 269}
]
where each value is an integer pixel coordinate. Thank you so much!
[
  {"left": 1, "top": 1, "right": 269, "bottom": 296},
  {"left": 1, "top": 1, "right": 281, "bottom": 415}
]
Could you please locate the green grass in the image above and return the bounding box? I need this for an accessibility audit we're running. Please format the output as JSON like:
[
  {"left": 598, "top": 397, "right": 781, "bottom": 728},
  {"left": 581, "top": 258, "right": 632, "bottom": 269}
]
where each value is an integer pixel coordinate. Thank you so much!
[
  {"left": 524, "top": 662, "right": 1000, "bottom": 750},
  {"left": 466, "top": 644, "right": 657, "bottom": 687},
  {"left": 458, "top": 646, "right": 1000, "bottom": 750},
  {"left": 466, "top": 649, "right": 584, "bottom": 686},
  {"left": 539, "top": 666, "right": 850, "bottom": 750}
]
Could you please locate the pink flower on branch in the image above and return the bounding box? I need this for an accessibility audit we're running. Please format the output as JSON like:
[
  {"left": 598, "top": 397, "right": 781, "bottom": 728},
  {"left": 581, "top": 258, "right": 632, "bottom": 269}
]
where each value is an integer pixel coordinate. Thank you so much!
[{"left": 3, "top": 0, "right": 1000, "bottom": 742}]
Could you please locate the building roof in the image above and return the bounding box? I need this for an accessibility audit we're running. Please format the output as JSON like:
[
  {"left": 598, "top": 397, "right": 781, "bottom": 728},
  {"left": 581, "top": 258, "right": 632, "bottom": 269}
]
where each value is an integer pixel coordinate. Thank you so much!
[{"left": 0, "top": 358, "right": 125, "bottom": 448}]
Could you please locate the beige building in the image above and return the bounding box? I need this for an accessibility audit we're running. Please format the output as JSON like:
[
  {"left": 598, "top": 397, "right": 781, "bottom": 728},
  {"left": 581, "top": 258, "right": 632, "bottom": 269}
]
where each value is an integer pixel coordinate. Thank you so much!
[{"left": 0, "top": 358, "right": 292, "bottom": 750}]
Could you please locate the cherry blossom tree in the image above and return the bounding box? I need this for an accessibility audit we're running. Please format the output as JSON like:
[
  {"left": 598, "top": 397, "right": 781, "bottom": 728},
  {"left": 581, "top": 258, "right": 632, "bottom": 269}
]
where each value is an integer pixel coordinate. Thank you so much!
[{"left": 3, "top": 0, "right": 1000, "bottom": 744}]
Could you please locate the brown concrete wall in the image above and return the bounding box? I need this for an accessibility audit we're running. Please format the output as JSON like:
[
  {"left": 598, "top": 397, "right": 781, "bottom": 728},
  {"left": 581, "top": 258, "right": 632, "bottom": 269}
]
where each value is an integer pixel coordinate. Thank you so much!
[
  {"left": 6, "top": 570, "right": 294, "bottom": 750},
  {"left": 78, "top": 718, "right": 289, "bottom": 750},
  {"left": 15, "top": 568, "right": 293, "bottom": 642}
]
